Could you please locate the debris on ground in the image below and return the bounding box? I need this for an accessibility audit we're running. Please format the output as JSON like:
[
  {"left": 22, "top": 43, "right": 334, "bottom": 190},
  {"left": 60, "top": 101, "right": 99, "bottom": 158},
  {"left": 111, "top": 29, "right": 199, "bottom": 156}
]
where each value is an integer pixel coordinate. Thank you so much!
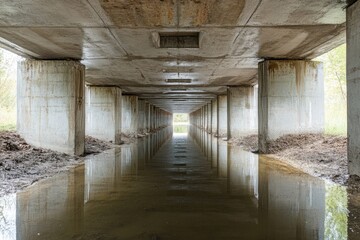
[
  {"left": 85, "top": 136, "right": 113, "bottom": 155},
  {"left": 229, "top": 133, "right": 353, "bottom": 187},
  {"left": 228, "top": 134, "right": 258, "bottom": 152},
  {"left": 0, "top": 131, "right": 113, "bottom": 197}
]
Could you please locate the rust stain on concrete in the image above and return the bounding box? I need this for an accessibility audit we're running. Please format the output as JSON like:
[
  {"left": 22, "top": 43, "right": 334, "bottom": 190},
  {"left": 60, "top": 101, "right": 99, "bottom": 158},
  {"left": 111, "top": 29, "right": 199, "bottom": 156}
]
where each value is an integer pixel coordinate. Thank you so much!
[
  {"left": 99, "top": 0, "right": 176, "bottom": 27},
  {"left": 291, "top": 61, "right": 306, "bottom": 95}
]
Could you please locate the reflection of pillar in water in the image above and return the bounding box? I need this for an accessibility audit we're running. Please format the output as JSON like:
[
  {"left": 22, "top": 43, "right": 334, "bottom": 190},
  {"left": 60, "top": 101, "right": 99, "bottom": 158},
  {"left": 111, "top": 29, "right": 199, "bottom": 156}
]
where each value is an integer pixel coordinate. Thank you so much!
[
  {"left": 227, "top": 147, "right": 258, "bottom": 197},
  {"left": 16, "top": 166, "right": 85, "bottom": 239},
  {"left": 211, "top": 136, "right": 218, "bottom": 168},
  {"left": 85, "top": 148, "right": 119, "bottom": 201},
  {"left": 137, "top": 138, "right": 146, "bottom": 170},
  {"left": 121, "top": 145, "right": 138, "bottom": 178},
  {"left": 324, "top": 183, "right": 348, "bottom": 240},
  {"left": 217, "top": 140, "right": 228, "bottom": 178},
  {"left": 0, "top": 194, "right": 16, "bottom": 240},
  {"left": 207, "top": 133, "right": 212, "bottom": 161},
  {"left": 258, "top": 157, "right": 325, "bottom": 240}
]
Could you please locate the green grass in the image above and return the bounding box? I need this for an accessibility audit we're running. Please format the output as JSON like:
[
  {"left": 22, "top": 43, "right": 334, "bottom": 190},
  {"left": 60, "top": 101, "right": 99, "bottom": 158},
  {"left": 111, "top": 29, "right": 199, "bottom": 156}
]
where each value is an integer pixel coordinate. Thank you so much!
[
  {"left": 325, "top": 125, "right": 347, "bottom": 136},
  {"left": 0, "top": 123, "right": 16, "bottom": 131}
]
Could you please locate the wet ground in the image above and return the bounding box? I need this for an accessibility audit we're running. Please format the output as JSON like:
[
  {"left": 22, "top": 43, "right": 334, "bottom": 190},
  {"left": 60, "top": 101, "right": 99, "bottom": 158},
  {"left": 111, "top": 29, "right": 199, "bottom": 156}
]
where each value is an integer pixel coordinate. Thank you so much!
[{"left": 0, "top": 126, "right": 359, "bottom": 240}]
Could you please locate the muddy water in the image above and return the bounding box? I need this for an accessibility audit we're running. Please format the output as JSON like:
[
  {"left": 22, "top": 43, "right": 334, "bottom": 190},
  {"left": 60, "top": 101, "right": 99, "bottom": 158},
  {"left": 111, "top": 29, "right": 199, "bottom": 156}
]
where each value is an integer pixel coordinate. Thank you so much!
[{"left": 0, "top": 127, "right": 359, "bottom": 240}]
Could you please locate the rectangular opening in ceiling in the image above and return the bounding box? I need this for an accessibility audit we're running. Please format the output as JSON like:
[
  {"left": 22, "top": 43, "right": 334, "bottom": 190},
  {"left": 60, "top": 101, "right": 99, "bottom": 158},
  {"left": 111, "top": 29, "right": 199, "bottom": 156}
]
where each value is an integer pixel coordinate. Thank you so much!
[
  {"left": 166, "top": 79, "right": 192, "bottom": 83},
  {"left": 159, "top": 32, "right": 199, "bottom": 48}
]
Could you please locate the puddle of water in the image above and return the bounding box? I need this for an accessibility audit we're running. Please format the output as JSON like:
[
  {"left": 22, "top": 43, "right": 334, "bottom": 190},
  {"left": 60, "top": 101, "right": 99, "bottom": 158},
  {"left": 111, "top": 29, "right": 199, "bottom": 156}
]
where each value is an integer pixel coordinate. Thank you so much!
[{"left": 0, "top": 126, "right": 359, "bottom": 239}]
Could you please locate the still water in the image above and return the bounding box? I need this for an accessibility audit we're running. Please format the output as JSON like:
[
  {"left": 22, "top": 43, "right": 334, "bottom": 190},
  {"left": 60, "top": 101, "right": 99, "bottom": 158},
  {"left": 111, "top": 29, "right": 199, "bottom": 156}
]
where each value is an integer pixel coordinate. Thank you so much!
[{"left": 0, "top": 126, "right": 359, "bottom": 239}]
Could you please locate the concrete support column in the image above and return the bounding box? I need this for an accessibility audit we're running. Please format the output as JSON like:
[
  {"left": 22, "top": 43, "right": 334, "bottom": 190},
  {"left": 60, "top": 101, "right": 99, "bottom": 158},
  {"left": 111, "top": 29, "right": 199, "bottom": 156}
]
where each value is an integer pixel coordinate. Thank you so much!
[
  {"left": 155, "top": 108, "right": 159, "bottom": 129},
  {"left": 211, "top": 99, "right": 218, "bottom": 135},
  {"left": 227, "top": 86, "right": 258, "bottom": 139},
  {"left": 122, "top": 95, "right": 138, "bottom": 137},
  {"left": 258, "top": 60, "right": 324, "bottom": 153},
  {"left": 145, "top": 102, "right": 150, "bottom": 132},
  {"left": 85, "top": 86, "right": 122, "bottom": 144},
  {"left": 138, "top": 100, "right": 146, "bottom": 134},
  {"left": 347, "top": 0, "right": 360, "bottom": 176},
  {"left": 207, "top": 103, "right": 212, "bottom": 134},
  {"left": 151, "top": 105, "right": 156, "bottom": 131},
  {"left": 217, "top": 95, "right": 228, "bottom": 138},
  {"left": 17, "top": 60, "right": 85, "bottom": 155},
  {"left": 204, "top": 105, "right": 207, "bottom": 130}
]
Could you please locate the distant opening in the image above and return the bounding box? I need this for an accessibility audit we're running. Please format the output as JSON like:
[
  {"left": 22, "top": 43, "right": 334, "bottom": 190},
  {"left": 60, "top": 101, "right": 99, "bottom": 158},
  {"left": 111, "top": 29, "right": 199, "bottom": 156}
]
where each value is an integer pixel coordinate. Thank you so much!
[
  {"left": 315, "top": 44, "right": 346, "bottom": 136},
  {"left": 173, "top": 113, "right": 189, "bottom": 135},
  {"left": 159, "top": 32, "right": 199, "bottom": 48},
  {"left": 0, "top": 48, "right": 22, "bottom": 131}
]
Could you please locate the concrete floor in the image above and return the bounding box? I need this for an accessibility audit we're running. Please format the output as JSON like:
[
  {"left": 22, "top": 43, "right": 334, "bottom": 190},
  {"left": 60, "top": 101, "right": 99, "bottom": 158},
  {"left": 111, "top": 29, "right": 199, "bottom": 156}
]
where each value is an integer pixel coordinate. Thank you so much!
[{"left": 0, "top": 128, "right": 359, "bottom": 239}]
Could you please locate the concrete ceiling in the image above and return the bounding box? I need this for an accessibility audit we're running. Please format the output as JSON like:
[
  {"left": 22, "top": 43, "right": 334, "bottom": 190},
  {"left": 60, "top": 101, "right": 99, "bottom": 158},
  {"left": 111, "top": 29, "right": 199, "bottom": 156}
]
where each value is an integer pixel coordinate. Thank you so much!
[{"left": 0, "top": 0, "right": 347, "bottom": 113}]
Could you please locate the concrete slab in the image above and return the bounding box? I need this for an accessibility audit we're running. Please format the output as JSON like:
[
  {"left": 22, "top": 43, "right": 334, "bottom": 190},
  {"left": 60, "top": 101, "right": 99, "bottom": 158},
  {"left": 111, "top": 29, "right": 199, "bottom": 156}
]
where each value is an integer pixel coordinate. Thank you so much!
[{"left": 0, "top": 0, "right": 347, "bottom": 112}]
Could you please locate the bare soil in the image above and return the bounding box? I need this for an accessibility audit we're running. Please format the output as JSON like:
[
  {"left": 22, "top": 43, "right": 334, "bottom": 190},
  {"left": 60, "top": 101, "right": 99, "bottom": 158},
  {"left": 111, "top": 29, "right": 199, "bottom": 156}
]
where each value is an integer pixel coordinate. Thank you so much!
[
  {"left": 0, "top": 131, "right": 112, "bottom": 197},
  {"left": 230, "top": 134, "right": 359, "bottom": 190}
]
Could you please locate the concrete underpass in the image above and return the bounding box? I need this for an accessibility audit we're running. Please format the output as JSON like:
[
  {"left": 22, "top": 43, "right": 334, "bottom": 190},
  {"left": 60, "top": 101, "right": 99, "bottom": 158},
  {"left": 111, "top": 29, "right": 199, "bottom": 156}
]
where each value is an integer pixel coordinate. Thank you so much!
[{"left": 0, "top": 0, "right": 360, "bottom": 239}]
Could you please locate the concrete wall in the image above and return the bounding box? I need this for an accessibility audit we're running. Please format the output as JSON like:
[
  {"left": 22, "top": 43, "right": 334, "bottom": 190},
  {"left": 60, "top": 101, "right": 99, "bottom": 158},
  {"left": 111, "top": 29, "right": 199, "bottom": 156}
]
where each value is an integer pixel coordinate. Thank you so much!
[
  {"left": 258, "top": 60, "right": 324, "bottom": 153},
  {"left": 86, "top": 87, "right": 121, "bottom": 144},
  {"left": 347, "top": 0, "right": 360, "bottom": 176},
  {"left": 217, "top": 95, "right": 228, "bottom": 138},
  {"left": 17, "top": 60, "right": 85, "bottom": 155},
  {"left": 227, "top": 86, "right": 258, "bottom": 139},
  {"left": 122, "top": 95, "right": 138, "bottom": 137}
]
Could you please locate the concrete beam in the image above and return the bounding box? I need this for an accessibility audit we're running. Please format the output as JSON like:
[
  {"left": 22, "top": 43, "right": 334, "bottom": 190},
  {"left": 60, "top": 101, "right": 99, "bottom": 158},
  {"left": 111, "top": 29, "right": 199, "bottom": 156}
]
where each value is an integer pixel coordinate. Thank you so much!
[
  {"left": 85, "top": 86, "right": 121, "bottom": 144},
  {"left": 227, "top": 86, "right": 258, "bottom": 139},
  {"left": 17, "top": 60, "right": 85, "bottom": 155},
  {"left": 258, "top": 60, "right": 324, "bottom": 153},
  {"left": 347, "top": 0, "right": 360, "bottom": 176}
]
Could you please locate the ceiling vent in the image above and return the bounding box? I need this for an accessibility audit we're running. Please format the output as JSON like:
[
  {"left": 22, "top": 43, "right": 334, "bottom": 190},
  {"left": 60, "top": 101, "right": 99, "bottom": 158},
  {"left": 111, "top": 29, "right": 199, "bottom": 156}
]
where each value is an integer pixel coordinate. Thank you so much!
[
  {"left": 158, "top": 32, "right": 199, "bottom": 48},
  {"left": 170, "top": 88, "right": 187, "bottom": 92},
  {"left": 166, "top": 79, "right": 192, "bottom": 83}
]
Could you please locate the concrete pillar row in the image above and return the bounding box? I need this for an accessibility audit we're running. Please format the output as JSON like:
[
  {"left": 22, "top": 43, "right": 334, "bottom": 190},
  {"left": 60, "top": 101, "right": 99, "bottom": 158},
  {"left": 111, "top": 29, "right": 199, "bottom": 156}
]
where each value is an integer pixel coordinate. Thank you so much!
[
  {"left": 85, "top": 86, "right": 122, "bottom": 144},
  {"left": 227, "top": 86, "right": 258, "bottom": 139},
  {"left": 121, "top": 95, "right": 138, "bottom": 137},
  {"left": 258, "top": 60, "right": 324, "bottom": 153},
  {"left": 347, "top": 0, "right": 360, "bottom": 176},
  {"left": 17, "top": 60, "right": 85, "bottom": 155}
]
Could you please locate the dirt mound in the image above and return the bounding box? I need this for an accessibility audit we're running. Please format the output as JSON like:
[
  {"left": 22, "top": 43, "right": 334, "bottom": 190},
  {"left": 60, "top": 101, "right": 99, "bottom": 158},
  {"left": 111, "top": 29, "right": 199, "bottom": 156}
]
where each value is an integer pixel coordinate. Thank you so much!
[
  {"left": 85, "top": 136, "right": 112, "bottom": 155},
  {"left": 228, "top": 134, "right": 258, "bottom": 152},
  {"left": 229, "top": 133, "right": 349, "bottom": 185}
]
